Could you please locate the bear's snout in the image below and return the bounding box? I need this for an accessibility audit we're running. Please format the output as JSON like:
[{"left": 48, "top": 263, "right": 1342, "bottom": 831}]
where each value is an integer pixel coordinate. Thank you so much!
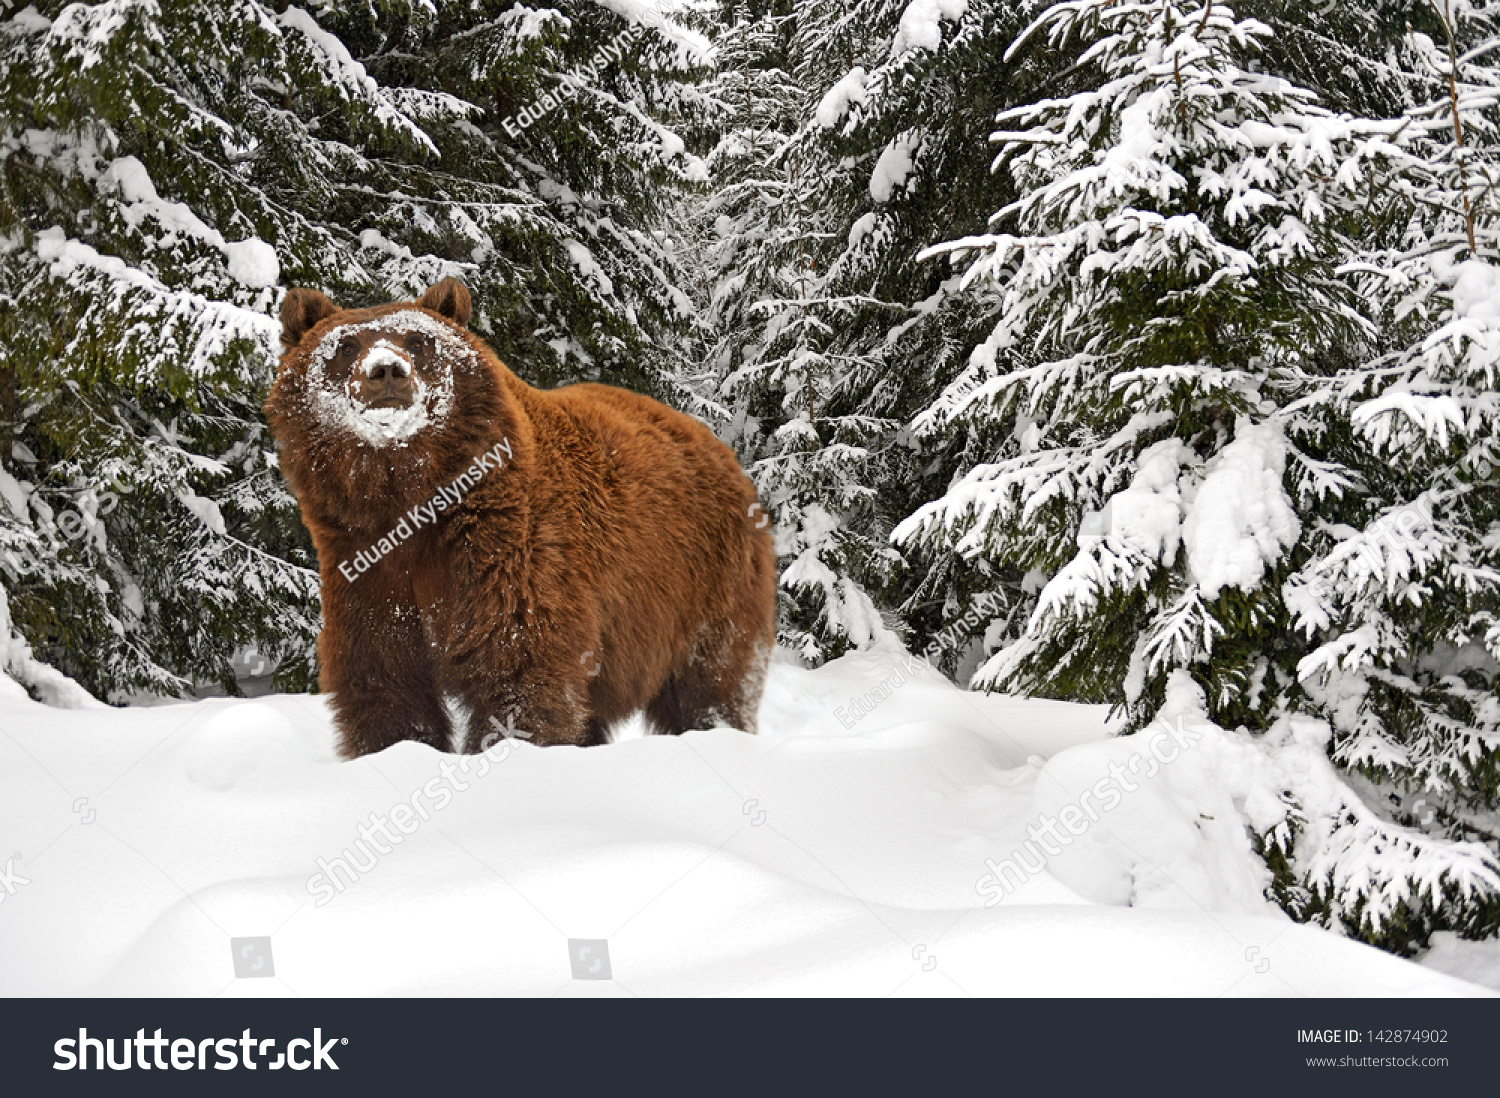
[{"left": 356, "top": 344, "right": 416, "bottom": 409}]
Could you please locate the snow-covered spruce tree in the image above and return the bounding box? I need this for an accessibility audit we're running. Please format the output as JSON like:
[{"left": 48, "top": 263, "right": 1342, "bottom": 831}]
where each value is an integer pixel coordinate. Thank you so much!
[
  {"left": 774, "top": 0, "right": 1058, "bottom": 676},
  {"left": 723, "top": 183, "right": 904, "bottom": 663},
  {"left": 898, "top": 0, "right": 1500, "bottom": 954},
  {"left": 0, "top": 2, "right": 332, "bottom": 700},
  {"left": 0, "top": 1, "right": 710, "bottom": 701},
  {"left": 1275, "top": 0, "right": 1500, "bottom": 952},
  {"left": 897, "top": 0, "right": 1383, "bottom": 718},
  {"left": 701, "top": 0, "right": 1045, "bottom": 667},
  {"left": 697, "top": 0, "right": 901, "bottom": 661},
  {"left": 690, "top": 0, "right": 800, "bottom": 421},
  {"left": 346, "top": 0, "right": 716, "bottom": 395}
]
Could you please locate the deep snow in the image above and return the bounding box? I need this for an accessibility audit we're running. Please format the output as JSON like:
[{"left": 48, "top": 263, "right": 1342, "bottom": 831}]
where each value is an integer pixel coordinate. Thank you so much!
[{"left": 0, "top": 648, "right": 1493, "bottom": 997}]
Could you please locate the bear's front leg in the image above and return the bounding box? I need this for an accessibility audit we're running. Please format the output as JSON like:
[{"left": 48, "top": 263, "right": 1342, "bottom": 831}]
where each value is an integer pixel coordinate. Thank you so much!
[
  {"left": 320, "top": 593, "right": 453, "bottom": 758},
  {"left": 448, "top": 633, "right": 600, "bottom": 751},
  {"left": 461, "top": 672, "right": 600, "bottom": 750}
]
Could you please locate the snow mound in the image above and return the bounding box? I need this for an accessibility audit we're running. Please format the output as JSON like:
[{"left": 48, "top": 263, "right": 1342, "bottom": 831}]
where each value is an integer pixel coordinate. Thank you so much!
[
  {"left": 814, "top": 68, "right": 869, "bottom": 130},
  {"left": 892, "top": 0, "right": 966, "bottom": 54},
  {"left": 180, "top": 703, "right": 328, "bottom": 791},
  {"left": 1182, "top": 417, "right": 1300, "bottom": 599},
  {"left": 1421, "top": 932, "right": 1500, "bottom": 992},
  {"left": 1027, "top": 717, "right": 1276, "bottom": 911},
  {"left": 0, "top": 651, "right": 1490, "bottom": 996}
]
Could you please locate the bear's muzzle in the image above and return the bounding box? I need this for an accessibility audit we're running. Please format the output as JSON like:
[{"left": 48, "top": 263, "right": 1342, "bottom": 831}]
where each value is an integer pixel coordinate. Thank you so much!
[{"left": 356, "top": 343, "right": 416, "bottom": 409}]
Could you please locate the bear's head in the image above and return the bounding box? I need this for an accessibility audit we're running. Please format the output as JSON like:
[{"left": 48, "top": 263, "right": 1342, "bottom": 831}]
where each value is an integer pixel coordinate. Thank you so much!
[{"left": 266, "top": 279, "right": 518, "bottom": 530}]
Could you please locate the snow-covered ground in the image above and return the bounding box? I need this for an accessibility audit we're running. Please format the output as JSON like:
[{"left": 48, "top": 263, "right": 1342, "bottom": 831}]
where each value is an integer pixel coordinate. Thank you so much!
[{"left": 0, "top": 648, "right": 1494, "bottom": 997}]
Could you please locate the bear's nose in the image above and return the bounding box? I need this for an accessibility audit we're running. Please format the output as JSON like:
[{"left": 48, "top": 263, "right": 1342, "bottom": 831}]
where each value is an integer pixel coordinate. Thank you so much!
[
  {"left": 356, "top": 346, "right": 416, "bottom": 408},
  {"left": 367, "top": 361, "right": 407, "bottom": 382}
]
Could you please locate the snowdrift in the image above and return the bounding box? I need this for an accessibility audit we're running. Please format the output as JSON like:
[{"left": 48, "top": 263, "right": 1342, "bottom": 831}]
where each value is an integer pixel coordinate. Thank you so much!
[{"left": 0, "top": 650, "right": 1491, "bottom": 996}]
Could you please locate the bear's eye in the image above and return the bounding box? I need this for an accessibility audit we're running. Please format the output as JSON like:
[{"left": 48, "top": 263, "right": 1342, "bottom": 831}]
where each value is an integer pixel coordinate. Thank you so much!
[
  {"left": 337, "top": 337, "right": 359, "bottom": 360},
  {"left": 404, "top": 334, "right": 429, "bottom": 357}
]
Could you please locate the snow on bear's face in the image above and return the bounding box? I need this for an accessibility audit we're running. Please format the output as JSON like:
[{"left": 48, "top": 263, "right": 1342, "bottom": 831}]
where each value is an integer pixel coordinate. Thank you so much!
[{"left": 304, "top": 310, "right": 477, "bottom": 447}]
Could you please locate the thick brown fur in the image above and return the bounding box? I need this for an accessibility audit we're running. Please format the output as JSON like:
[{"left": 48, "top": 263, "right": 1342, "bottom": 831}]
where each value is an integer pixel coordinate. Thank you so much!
[{"left": 266, "top": 279, "right": 776, "bottom": 758}]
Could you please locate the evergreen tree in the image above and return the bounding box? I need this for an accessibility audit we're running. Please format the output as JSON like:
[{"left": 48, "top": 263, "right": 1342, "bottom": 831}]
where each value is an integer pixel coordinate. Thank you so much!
[
  {"left": 898, "top": 0, "right": 1500, "bottom": 952},
  {"left": 701, "top": 0, "right": 1037, "bottom": 667},
  {"left": 898, "top": 0, "right": 1379, "bottom": 719},
  {"left": 1280, "top": 0, "right": 1500, "bottom": 950},
  {"left": 697, "top": 0, "right": 899, "bottom": 660}
]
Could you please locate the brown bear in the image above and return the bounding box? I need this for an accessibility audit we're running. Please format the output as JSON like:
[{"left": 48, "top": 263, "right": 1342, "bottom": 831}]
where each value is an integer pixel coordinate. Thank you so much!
[{"left": 265, "top": 278, "right": 776, "bottom": 758}]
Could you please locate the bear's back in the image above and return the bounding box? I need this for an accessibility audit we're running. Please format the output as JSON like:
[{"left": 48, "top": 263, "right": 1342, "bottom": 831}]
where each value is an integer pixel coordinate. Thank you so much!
[{"left": 535, "top": 381, "right": 755, "bottom": 505}]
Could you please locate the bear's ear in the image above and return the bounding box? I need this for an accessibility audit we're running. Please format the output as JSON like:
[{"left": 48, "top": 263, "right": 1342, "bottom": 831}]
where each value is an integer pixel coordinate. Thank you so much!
[
  {"left": 280, "top": 288, "right": 339, "bottom": 348},
  {"left": 419, "top": 278, "right": 472, "bottom": 329}
]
